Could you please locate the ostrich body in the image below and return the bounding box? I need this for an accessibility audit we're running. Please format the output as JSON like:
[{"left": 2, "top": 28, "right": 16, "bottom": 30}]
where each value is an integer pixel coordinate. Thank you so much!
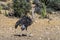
[{"left": 15, "top": 16, "right": 32, "bottom": 33}]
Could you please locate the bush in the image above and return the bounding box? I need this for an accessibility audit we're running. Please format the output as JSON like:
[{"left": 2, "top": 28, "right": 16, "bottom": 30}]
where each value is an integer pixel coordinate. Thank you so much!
[
  {"left": 47, "top": 0, "right": 60, "bottom": 11},
  {"left": 33, "top": 0, "right": 47, "bottom": 18},
  {"left": 13, "top": 0, "right": 31, "bottom": 17}
]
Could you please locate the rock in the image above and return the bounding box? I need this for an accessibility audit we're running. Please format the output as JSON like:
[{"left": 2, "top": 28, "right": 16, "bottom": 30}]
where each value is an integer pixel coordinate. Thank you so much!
[{"left": 27, "top": 33, "right": 33, "bottom": 37}]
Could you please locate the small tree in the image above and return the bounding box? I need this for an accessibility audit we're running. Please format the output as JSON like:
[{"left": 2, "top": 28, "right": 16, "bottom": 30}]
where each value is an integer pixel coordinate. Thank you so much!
[{"left": 13, "top": 0, "right": 31, "bottom": 17}]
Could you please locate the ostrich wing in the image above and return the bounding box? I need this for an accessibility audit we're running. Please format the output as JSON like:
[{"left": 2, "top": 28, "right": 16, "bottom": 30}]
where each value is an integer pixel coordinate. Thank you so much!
[{"left": 15, "top": 19, "right": 21, "bottom": 29}]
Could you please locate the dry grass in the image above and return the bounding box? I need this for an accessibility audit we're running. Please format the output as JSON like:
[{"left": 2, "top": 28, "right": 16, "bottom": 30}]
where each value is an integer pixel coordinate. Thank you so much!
[{"left": 0, "top": 13, "right": 60, "bottom": 40}]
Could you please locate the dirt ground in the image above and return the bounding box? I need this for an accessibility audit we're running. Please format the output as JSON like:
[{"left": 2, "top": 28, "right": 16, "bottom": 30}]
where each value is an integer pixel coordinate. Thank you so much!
[{"left": 0, "top": 13, "right": 60, "bottom": 40}]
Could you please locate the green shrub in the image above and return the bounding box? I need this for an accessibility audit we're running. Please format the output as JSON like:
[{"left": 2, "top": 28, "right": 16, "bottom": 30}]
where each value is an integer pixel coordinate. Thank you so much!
[
  {"left": 4, "top": 10, "right": 8, "bottom": 16},
  {"left": 41, "top": 3, "right": 47, "bottom": 18},
  {"left": 13, "top": 0, "right": 31, "bottom": 17},
  {"left": 0, "top": 6, "right": 2, "bottom": 10}
]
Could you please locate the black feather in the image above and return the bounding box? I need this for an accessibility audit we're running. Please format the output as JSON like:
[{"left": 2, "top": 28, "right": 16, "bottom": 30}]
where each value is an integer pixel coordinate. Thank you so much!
[
  {"left": 15, "top": 19, "right": 21, "bottom": 29},
  {"left": 15, "top": 16, "right": 32, "bottom": 30}
]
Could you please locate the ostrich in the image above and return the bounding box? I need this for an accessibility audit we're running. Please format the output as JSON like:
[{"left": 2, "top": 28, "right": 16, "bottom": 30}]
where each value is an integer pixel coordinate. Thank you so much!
[{"left": 15, "top": 15, "right": 33, "bottom": 36}]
